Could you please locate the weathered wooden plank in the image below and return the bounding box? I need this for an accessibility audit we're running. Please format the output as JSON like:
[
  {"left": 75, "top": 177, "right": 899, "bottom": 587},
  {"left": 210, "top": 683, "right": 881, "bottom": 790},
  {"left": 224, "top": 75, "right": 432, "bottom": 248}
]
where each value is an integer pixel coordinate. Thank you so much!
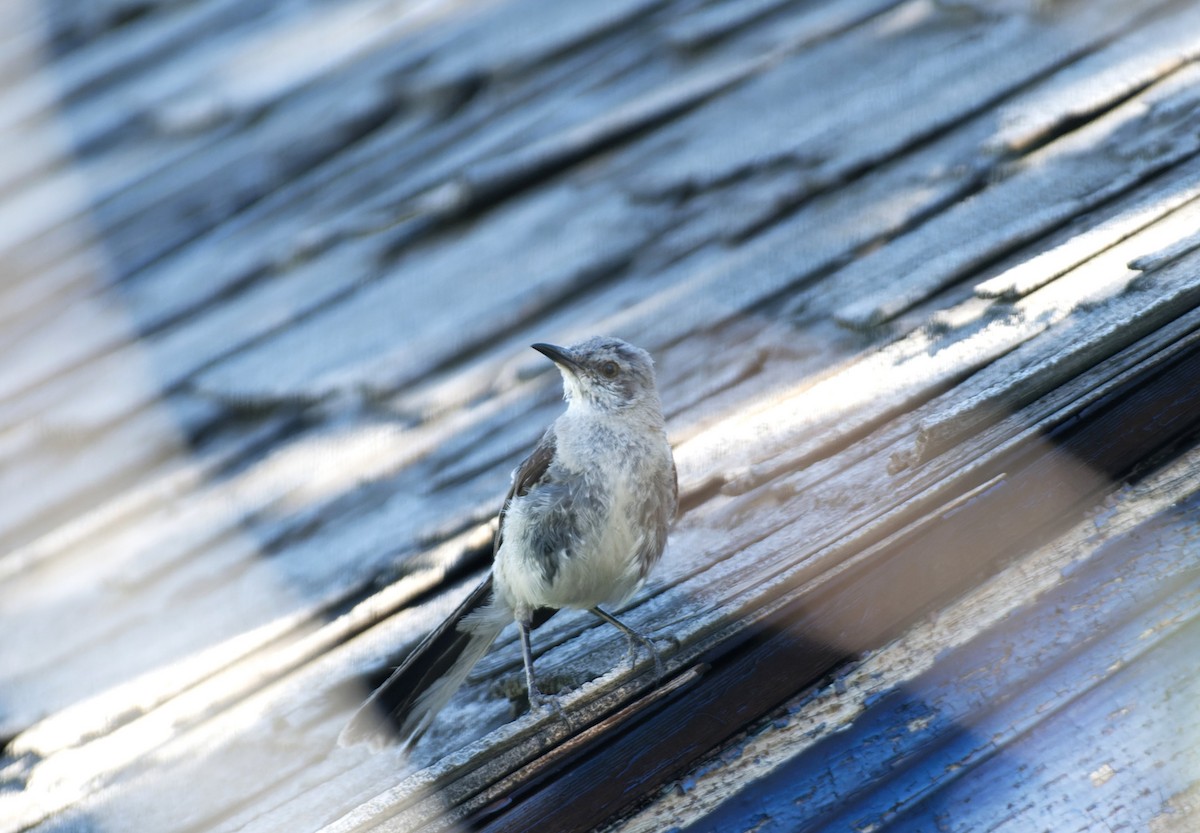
[
  {"left": 0, "top": 0, "right": 280, "bottom": 192},
  {"left": 913, "top": 213, "right": 1200, "bottom": 463},
  {"left": 0, "top": 158, "right": 115, "bottom": 299},
  {"left": 106, "top": 36, "right": 647, "bottom": 341},
  {"left": 0, "top": 2, "right": 42, "bottom": 85},
  {"left": 677, "top": 479, "right": 1200, "bottom": 832},
  {"left": 831, "top": 61, "right": 1200, "bottom": 329},
  {"left": 371, "top": 108, "right": 996, "bottom": 427},
  {"left": 385, "top": 52, "right": 1097, "bottom": 434},
  {"left": 381, "top": 55, "right": 770, "bottom": 248},
  {"left": 57, "top": 21, "right": 734, "bottom": 420},
  {"left": 704, "top": 300, "right": 1200, "bottom": 647},
  {"left": 93, "top": 79, "right": 393, "bottom": 280},
  {"left": 607, "top": 441, "right": 1200, "bottom": 832},
  {"left": 51, "top": 0, "right": 442, "bottom": 157},
  {"left": 0, "top": 401, "right": 191, "bottom": 552},
  {"left": 622, "top": 0, "right": 1169, "bottom": 202},
  {"left": 0, "top": 243, "right": 109, "bottom": 347},
  {"left": 0, "top": 42, "right": 84, "bottom": 203},
  {"left": 665, "top": 0, "right": 902, "bottom": 51},
  {"left": 0, "top": 411, "right": 485, "bottom": 738},
  {"left": 47, "top": 0, "right": 274, "bottom": 105},
  {"left": 1131, "top": 227, "right": 1200, "bottom": 272},
  {"left": 195, "top": 567, "right": 505, "bottom": 833},
  {"left": 180, "top": 0, "right": 1190, "bottom": 415},
  {"left": 0, "top": 2, "right": 397, "bottom": 276},
  {"left": 884, "top": 626, "right": 1200, "bottom": 832},
  {"left": 986, "top": 0, "right": 1200, "bottom": 154},
  {"left": 679, "top": 227, "right": 1200, "bottom": 501},
  {"left": 363, "top": 0, "right": 879, "bottom": 215},
  {"left": 169, "top": 0, "right": 1161, "bottom": 420},
  {"left": 37, "top": 0, "right": 194, "bottom": 54},
  {"left": 141, "top": 0, "right": 447, "bottom": 136},
  {"left": 392, "top": 0, "right": 666, "bottom": 95},
  {"left": 38, "top": 0, "right": 1144, "bottom": 428},
  {"left": 52, "top": 0, "right": 675, "bottom": 289},
  {"left": 0, "top": 410, "right": 285, "bottom": 580},
  {"left": 4, "top": 6, "right": 426, "bottom": 285},
  {"left": 109, "top": 111, "right": 428, "bottom": 336},
  {"left": 2, "top": 0, "right": 689, "bottom": 307},
  {"left": 191, "top": 184, "right": 671, "bottom": 405},
  {"left": 0, "top": 538, "right": 492, "bottom": 833},
  {"left": 0, "top": 312, "right": 246, "bottom": 562},
  {"left": 0, "top": 11, "right": 773, "bottom": 560},
  {"left": 973, "top": 155, "right": 1200, "bottom": 300},
  {"left": 0, "top": 242, "right": 374, "bottom": 443},
  {"left": 144, "top": 52, "right": 772, "bottom": 405}
]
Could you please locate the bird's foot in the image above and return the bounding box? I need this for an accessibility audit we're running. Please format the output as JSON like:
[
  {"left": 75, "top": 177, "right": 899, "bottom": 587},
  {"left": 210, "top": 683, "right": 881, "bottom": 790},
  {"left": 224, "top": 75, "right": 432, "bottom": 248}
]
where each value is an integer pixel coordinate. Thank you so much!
[
  {"left": 527, "top": 684, "right": 578, "bottom": 731},
  {"left": 527, "top": 684, "right": 558, "bottom": 713},
  {"left": 625, "top": 632, "right": 668, "bottom": 681},
  {"left": 590, "top": 607, "right": 673, "bottom": 682}
]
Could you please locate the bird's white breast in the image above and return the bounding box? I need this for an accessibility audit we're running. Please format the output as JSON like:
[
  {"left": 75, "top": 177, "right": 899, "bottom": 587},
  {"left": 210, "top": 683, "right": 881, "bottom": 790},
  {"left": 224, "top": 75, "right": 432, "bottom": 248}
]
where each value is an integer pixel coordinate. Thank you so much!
[{"left": 494, "top": 406, "right": 666, "bottom": 615}]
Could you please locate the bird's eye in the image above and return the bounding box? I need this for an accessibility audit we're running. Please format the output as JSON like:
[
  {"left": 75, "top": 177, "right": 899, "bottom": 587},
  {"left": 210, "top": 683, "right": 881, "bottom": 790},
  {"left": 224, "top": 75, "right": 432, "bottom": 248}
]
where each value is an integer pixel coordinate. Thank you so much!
[{"left": 600, "top": 361, "right": 619, "bottom": 378}]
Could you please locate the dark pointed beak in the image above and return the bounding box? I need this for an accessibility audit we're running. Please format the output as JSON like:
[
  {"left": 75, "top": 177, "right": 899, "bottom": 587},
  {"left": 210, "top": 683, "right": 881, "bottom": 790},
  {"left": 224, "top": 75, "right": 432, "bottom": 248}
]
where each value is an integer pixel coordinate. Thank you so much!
[{"left": 532, "top": 342, "right": 583, "bottom": 374}]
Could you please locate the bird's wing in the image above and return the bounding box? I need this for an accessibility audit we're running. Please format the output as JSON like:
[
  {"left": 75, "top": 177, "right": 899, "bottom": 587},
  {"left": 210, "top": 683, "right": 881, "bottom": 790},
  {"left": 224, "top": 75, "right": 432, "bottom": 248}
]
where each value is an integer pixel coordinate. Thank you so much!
[
  {"left": 494, "top": 427, "right": 557, "bottom": 560},
  {"left": 494, "top": 428, "right": 561, "bottom": 629},
  {"left": 670, "top": 457, "right": 679, "bottom": 520}
]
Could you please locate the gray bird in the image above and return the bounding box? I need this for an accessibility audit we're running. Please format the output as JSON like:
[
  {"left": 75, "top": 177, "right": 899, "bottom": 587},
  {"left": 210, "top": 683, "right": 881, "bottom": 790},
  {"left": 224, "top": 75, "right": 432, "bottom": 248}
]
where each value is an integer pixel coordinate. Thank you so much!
[{"left": 341, "top": 336, "right": 678, "bottom": 748}]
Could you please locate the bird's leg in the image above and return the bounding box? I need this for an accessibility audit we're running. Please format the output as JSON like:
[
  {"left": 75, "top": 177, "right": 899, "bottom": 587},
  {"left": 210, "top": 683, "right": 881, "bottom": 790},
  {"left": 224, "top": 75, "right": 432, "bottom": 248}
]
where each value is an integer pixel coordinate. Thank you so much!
[
  {"left": 518, "top": 616, "right": 569, "bottom": 724},
  {"left": 590, "top": 607, "right": 665, "bottom": 680},
  {"left": 517, "top": 618, "right": 547, "bottom": 708},
  {"left": 517, "top": 618, "right": 578, "bottom": 731}
]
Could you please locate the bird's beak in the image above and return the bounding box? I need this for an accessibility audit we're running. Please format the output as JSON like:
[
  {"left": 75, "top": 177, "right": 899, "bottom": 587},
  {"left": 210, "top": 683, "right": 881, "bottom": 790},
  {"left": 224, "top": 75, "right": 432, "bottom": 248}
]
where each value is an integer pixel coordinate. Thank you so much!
[{"left": 531, "top": 343, "right": 583, "bottom": 374}]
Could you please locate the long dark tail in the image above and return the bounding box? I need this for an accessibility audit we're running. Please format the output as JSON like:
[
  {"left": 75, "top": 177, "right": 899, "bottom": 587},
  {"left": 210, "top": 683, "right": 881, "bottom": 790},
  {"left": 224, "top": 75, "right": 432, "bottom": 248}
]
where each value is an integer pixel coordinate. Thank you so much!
[{"left": 339, "top": 574, "right": 507, "bottom": 749}]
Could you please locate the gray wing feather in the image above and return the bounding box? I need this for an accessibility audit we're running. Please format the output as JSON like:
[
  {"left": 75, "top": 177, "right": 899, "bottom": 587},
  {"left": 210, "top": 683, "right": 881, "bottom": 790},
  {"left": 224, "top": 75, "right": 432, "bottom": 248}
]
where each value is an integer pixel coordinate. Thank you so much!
[
  {"left": 636, "top": 456, "right": 677, "bottom": 578},
  {"left": 497, "top": 427, "right": 578, "bottom": 589},
  {"left": 494, "top": 428, "right": 557, "bottom": 558}
]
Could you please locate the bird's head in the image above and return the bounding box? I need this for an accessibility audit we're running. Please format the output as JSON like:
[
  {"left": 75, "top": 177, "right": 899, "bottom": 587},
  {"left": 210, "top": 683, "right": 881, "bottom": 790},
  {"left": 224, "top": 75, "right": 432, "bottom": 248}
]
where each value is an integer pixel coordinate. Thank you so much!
[{"left": 532, "top": 337, "right": 660, "bottom": 412}]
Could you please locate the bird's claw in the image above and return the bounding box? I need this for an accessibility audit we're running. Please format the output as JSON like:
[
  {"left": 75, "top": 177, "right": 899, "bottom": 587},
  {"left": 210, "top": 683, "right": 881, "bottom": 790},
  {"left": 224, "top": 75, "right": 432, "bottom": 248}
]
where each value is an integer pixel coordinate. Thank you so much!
[
  {"left": 625, "top": 633, "right": 667, "bottom": 681},
  {"left": 528, "top": 685, "right": 577, "bottom": 731}
]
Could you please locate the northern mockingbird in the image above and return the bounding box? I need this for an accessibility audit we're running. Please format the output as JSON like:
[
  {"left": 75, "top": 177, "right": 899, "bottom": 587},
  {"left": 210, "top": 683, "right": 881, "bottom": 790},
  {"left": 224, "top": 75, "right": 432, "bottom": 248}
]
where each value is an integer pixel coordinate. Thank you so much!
[{"left": 341, "top": 336, "right": 678, "bottom": 748}]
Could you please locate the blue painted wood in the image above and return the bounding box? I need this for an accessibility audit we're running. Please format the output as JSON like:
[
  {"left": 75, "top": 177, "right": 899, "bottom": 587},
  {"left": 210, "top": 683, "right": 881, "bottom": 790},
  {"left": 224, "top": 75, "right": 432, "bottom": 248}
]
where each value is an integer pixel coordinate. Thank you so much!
[{"left": 691, "top": 490, "right": 1200, "bottom": 832}]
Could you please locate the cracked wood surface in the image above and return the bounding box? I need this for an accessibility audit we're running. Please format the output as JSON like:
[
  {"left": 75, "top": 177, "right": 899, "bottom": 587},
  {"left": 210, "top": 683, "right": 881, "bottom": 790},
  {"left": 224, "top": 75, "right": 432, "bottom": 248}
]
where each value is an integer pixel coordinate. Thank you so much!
[{"left": 2, "top": 1, "right": 1199, "bottom": 832}]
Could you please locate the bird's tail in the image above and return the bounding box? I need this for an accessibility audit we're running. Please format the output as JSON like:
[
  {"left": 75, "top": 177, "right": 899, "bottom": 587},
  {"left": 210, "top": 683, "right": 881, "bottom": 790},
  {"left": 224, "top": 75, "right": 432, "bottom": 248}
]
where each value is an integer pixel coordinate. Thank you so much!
[{"left": 339, "top": 575, "right": 506, "bottom": 749}]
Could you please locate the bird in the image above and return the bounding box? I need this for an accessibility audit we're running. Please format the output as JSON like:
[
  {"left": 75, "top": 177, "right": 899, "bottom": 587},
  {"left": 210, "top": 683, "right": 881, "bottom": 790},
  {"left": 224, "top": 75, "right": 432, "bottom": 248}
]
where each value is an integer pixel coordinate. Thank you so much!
[{"left": 340, "top": 336, "right": 678, "bottom": 749}]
